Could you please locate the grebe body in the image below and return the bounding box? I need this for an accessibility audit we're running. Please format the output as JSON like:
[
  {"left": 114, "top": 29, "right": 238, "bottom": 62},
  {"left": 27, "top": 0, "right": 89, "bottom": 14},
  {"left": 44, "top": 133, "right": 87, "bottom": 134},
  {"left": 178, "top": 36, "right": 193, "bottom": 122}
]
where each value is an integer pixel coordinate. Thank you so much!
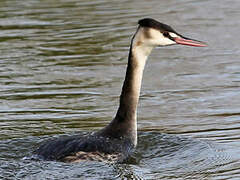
[{"left": 35, "top": 18, "right": 206, "bottom": 162}]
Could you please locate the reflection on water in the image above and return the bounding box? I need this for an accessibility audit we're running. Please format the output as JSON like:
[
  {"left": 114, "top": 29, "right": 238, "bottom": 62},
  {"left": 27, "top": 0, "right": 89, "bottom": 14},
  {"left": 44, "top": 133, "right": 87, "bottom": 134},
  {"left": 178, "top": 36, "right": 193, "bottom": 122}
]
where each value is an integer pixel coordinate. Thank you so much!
[{"left": 1, "top": 0, "right": 240, "bottom": 179}]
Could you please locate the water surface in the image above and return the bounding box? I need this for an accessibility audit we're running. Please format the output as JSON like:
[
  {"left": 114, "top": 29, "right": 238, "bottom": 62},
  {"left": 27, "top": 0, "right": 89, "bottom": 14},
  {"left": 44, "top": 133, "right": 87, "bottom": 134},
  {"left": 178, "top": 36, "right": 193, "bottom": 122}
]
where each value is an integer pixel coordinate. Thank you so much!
[{"left": 1, "top": 0, "right": 240, "bottom": 179}]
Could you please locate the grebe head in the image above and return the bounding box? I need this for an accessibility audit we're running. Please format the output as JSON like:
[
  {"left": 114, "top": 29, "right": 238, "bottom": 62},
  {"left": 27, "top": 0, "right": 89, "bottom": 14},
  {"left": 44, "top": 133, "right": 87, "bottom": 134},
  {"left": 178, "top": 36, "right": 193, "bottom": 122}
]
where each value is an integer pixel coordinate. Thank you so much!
[{"left": 132, "top": 18, "right": 207, "bottom": 50}]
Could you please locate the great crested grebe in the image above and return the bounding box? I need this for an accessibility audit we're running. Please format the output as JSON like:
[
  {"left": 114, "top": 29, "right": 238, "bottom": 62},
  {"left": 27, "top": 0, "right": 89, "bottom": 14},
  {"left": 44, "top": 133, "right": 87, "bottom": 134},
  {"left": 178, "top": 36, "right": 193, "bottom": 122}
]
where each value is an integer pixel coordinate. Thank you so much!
[{"left": 35, "top": 18, "right": 207, "bottom": 163}]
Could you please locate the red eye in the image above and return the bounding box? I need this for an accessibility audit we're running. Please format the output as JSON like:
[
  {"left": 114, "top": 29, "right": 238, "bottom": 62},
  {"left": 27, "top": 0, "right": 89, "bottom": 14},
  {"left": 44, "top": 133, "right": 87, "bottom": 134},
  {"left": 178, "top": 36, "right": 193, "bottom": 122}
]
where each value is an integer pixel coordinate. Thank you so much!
[{"left": 163, "top": 32, "right": 169, "bottom": 37}]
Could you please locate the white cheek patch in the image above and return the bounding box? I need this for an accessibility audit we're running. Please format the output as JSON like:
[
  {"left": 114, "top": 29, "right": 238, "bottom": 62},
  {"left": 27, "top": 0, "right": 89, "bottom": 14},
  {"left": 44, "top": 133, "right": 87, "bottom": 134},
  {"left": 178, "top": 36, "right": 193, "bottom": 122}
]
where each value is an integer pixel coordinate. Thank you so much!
[
  {"left": 158, "top": 38, "right": 175, "bottom": 46},
  {"left": 149, "top": 28, "right": 161, "bottom": 38},
  {"left": 148, "top": 29, "right": 177, "bottom": 46},
  {"left": 133, "top": 27, "right": 178, "bottom": 47},
  {"left": 154, "top": 33, "right": 175, "bottom": 46}
]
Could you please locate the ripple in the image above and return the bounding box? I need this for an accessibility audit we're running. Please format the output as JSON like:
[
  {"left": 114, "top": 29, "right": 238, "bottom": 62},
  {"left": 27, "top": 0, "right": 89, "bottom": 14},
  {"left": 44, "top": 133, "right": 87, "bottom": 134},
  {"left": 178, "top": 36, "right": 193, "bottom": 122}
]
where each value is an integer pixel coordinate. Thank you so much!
[{"left": 1, "top": 0, "right": 240, "bottom": 179}]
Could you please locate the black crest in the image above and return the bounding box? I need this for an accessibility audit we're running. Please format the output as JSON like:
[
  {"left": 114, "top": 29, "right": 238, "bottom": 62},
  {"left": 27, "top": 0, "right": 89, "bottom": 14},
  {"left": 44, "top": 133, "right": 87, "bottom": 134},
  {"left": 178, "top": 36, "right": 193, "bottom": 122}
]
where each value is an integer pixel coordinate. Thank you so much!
[{"left": 138, "top": 18, "right": 177, "bottom": 33}]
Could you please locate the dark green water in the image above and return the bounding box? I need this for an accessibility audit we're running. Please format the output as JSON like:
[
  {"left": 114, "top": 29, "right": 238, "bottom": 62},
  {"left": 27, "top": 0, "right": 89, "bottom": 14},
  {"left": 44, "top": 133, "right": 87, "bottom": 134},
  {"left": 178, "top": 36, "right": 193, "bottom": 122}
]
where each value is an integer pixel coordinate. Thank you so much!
[{"left": 1, "top": 0, "right": 240, "bottom": 179}]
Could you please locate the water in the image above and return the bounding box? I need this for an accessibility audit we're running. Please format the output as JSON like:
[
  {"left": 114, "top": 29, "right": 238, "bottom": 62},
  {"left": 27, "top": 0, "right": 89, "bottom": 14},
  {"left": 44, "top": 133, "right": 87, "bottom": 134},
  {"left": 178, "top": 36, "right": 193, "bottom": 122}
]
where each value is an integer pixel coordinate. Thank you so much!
[{"left": 1, "top": 0, "right": 240, "bottom": 179}]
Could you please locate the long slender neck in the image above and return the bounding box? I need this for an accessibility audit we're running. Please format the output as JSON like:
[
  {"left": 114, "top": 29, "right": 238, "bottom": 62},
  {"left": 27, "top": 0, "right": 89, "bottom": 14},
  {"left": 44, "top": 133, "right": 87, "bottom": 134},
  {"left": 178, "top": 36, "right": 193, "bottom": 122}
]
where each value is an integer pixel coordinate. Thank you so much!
[
  {"left": 100, "top": 28, "right": 154, "bottom": 146},
  {"left": 115, "top": 45, "right": 147, "bottom": 127}
]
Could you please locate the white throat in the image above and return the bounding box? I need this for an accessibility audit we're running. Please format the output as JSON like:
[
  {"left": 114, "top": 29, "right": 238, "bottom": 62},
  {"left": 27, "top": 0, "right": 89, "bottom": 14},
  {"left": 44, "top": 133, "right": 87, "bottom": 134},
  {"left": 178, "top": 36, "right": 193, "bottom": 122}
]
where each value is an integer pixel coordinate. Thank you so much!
[{"left": 131, "top": 27, "right": 155, "bottom": 66}]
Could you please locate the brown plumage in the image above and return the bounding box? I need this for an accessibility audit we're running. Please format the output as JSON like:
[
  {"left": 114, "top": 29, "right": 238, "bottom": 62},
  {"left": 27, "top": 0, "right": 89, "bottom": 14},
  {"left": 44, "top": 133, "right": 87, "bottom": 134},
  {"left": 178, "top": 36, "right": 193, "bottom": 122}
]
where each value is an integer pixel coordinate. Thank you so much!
[{"left": 34, "top": 18, "right": 206, "bottom": 163}]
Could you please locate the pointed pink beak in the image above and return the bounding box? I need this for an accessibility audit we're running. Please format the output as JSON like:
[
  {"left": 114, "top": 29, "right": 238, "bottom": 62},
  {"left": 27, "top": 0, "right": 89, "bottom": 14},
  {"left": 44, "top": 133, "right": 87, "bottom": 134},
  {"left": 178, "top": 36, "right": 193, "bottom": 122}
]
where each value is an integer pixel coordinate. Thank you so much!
[{"left": 174, "top": 37, "right": 207, "bottom": 47}]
